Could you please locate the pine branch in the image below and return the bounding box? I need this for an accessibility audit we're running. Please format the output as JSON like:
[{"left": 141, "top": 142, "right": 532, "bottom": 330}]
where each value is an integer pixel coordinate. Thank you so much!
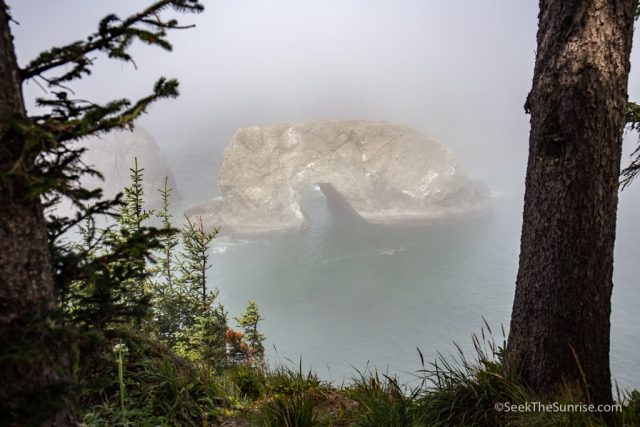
[
  {"left": 1, "top": 77, "right": 178, "bottom": 198},
  {"left": 620, "top": 143, "right": 640, "bottom": 189},
  {"left": 37, "top": 77, "right": 179, "bottom": 145},
  {"left": 621, "top": 101, "right": 640, "bottom": 189},
  {"left": 21, "top": 1, "right": 203, "bottom": 84}
]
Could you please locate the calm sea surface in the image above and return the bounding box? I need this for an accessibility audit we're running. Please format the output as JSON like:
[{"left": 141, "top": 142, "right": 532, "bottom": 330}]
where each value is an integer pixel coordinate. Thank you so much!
[{"left": 168, "top": 143, "right": 640, "bottom": 391}]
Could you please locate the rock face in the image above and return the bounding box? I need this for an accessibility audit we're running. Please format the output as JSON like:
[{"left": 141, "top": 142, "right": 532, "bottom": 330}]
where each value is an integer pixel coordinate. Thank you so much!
[
  {"left": 188, "top": 120, "right": 489, "bottom": 235},
  {"left": 56, "top": 128, "right": 180, "bottom": 215}
]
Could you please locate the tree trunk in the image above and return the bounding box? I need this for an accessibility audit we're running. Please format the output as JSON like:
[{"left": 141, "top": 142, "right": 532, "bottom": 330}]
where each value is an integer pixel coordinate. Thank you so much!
[
  {"left": 0, "top": 2, "right": 72, "bottom": 425},
  {"left": 507, "top": 0, "right": 635, "bottom": 404}
]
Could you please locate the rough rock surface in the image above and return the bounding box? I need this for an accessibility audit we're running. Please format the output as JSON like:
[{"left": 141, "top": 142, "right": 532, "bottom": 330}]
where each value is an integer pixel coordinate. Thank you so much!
[
  {"left": 56, "top": 128, "right": 179, "bottom": 215},
  {"left": 187, "top": 120, "right": 489, "bottom": 234}
]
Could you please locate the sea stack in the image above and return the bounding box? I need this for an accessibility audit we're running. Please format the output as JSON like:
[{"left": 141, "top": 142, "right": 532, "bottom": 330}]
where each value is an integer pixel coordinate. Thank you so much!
[{"left": 187, "top": 120, "right": 490, "bottom": 235}]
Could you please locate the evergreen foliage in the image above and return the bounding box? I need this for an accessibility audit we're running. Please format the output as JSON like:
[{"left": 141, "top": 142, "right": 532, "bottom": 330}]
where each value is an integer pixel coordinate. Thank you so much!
[
  {"left": 5, "top": 2, "right": 639, "bottom": 425},
  {"left": 622, "top": 100, "right": 640, "bottom": 188},
  {"left": 59, "top": 221, "right": 156, "bottom": 330},
  {"left": 236, "top": 300, "right": 266, "bottom": 364},
  {"left": 4, "top": 1, "right": 205, "bottom": 214},
  {"left": 69, "top": 160, "right": 267, "bottom": 423},
  {"left": 119, "top": 157, "right": 153, "bottom": 233},
  {"left": 58, "top": 159, "right": 162, "bottom": 331},
  {"left": 173, "top": 304, "right": 229, "bottom": 367},
  {"left": 179, "top": 216, "right": 220, "bottom": 304},
  {"left": 0, "top": 4, "right": 207, "bottom": 420},
  {"left": 622, "top": 9, "right": 640, "bottom": 188},
  {"left": 5, "top": 0, "right": 206, "bottom": 342},
  {"left": 157, "top": 177, "right": 178, "bottom": 288},
  {"left": 68, "top": 160, "right": 640, "bottom": 427}
]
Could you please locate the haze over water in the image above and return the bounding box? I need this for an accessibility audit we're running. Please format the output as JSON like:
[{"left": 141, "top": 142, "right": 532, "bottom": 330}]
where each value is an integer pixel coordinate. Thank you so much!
[
  {"left": 8, "top": 0, "right": 640, "bottom": 392},
  {"left": 168, "top": 140, "right": 640, "bottom": 392}
]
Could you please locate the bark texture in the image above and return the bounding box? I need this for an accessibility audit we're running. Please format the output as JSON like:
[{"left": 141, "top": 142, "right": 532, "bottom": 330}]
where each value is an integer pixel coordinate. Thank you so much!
[
  {"left": 0, "top": 2, "right": 72, "bottom": 425},
  {"left": 507, "top": 0, "right": 635, "bottom": 404}
]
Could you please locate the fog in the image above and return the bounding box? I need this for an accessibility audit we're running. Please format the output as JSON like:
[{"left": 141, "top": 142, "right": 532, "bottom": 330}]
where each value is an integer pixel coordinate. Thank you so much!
[
  {"left": 6, "top": 1, "right": 526, "bottom": 189},
  {"left": 7, "top": 0, "right": 640, "bottom": 264},
  {"left": 8, "top": 1, "right": 640, "bottom": 198},
  {"left": 7, "top": 1, "right": 640, "bottom": 389}
]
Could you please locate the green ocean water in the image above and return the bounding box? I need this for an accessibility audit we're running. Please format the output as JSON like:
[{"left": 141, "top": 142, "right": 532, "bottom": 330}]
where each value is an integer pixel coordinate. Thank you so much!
[{"left": 169, "top": 144, "right": 640, "bottom": 392}]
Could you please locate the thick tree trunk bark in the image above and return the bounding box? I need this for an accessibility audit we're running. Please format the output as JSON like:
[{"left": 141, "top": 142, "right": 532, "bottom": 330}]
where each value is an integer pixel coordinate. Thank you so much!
[
  {"left": 507, "top": 0, "right": 635, "bottom": 404},
  {"left": 0, "top": 2, "right": 72, "bottom": 425}
]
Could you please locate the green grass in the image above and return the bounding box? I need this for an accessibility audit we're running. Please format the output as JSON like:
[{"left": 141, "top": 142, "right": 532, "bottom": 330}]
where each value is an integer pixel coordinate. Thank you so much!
[
  {"left": 415, "top": 323, "right": 532, "bottom": 426},
  {"left": 79, "top": 334, "right": 228, "bottom": 426},
  {"left": 253, "top": 392, "right": 319, "bottom": 427},
  {"left": 262, "top": 360, "right": 327, "bottom": 396},
  {"left": 346, "top": 370, "right": 426, "bottom": 426},
  {"left": 77, "top": 329, "right": 640, "bottom": 427}
]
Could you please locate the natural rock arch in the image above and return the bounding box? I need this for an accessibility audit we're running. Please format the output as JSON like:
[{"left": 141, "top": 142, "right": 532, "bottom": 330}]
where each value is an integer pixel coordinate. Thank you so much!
[{"left": 187, "top": 120, "right": 490, "bottom": 235}]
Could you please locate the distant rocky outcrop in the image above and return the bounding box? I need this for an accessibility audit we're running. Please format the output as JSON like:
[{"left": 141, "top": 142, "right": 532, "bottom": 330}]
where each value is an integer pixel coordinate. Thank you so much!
[
  {"left": 55, "top": 128, "right": 180, "bottom": 215},
  {"left": 187, "top": 120, "right": 489, "bottom": 235}
]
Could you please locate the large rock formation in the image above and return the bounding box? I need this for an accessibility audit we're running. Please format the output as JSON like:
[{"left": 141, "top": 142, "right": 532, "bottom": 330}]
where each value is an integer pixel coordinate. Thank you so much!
[
  {"left": 187, "top": 120, "right": 489, "bottom": 235},
  {"left": 55, "top": 128, "right": 180, "bottom": 215}
]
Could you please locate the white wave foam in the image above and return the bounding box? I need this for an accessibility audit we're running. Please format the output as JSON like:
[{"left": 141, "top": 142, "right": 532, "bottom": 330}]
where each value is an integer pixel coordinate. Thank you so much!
[{"left": 382, "top": 246, "right": 408, "bottom": 256}]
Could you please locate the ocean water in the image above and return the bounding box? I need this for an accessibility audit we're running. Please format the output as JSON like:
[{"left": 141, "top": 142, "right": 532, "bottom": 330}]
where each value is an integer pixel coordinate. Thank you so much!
[{"left": 168, "top": 143, "right": 640, "bottom": 392}]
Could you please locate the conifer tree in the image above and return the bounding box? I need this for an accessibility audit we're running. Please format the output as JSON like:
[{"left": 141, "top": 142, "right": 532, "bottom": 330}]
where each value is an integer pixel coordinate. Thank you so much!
[
  {"left": 507, "top": 0, "right": 635, "bottom": 403},
  {"left": 174, "top": 303, "right": 229, "bottom": 368},
  {"left": 59, "top": 160, "right": 161, "bottom": 331},
  {"left": 0, "top": 2, "right": 204, "bottom": 424},
  {"left": 171, "top": 216, "right": 228, "bottom": 363},
  {"left": 157, "top": 177, "right": 178, "bottom": 288},
  {"left": 149, "top": 176, "right": 178, "bottom": 342},
  {"left": 179, "top": 216, "right": 220, "bottom": 305},
  {"left": 119, "top": 158, "right": 153, "bottom": 233},
  {"left": 236, "top": 301, "right": 266, "bottom": 364},
  {"left": 144, "top": 177, "right": 229, "bottom": 361},
  {"left": 110, "top": 158, "right": 155, "bottom": 301}
]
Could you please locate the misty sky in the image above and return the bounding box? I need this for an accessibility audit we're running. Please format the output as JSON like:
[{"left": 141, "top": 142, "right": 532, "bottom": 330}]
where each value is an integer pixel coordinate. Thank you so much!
[
  {"left": 6, "top": 0, "right": 640, "bottom": 197},
  {"left": 7, "top": 2, "right": 640, "bottom": 389}
]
